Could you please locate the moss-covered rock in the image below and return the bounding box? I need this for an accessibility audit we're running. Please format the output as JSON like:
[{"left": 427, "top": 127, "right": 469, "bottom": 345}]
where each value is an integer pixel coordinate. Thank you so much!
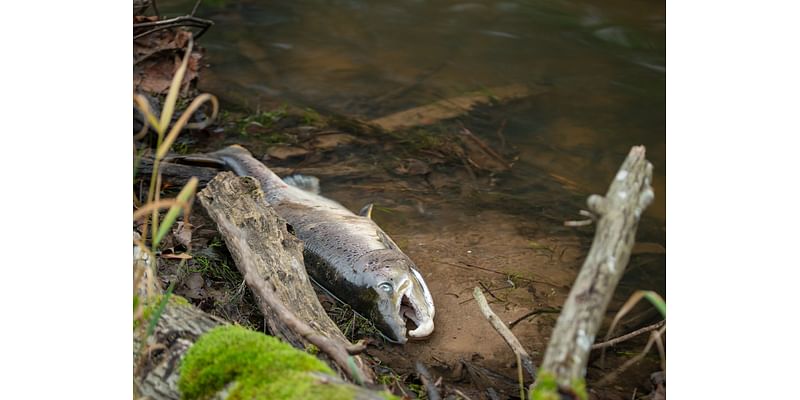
[{"left": 179, "top": 325, "right": 379, "bottom": 400}]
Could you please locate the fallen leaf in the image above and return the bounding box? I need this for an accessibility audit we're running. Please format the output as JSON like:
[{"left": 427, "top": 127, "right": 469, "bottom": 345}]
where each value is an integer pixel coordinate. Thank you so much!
[{"left": 133, "top": 23, "right": 203, "bottom": 95}]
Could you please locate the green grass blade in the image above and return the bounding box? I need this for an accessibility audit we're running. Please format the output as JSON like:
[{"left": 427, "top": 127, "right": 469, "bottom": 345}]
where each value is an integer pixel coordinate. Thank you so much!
[
  {"left": 158, "top": 38, "right": 194, "bottom": 132},
  {"left": 642, "top": 291, "right": 666, "bottom": 317},
  {"left": 152, "top": 177, "right": 198, "bottom": 249},
  {"left": 146, "top": 281, "right": 176, "bottom": 338}
]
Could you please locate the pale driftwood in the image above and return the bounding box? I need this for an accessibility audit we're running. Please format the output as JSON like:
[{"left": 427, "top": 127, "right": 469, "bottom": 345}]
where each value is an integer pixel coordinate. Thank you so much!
[
  {"left": 213, "top": 216, "right": 369, "bottom": 384},
  {"left": 369, "top": 84, "right": 542, "bottom": 131},
  {"left": 197, "top": 172, "right": 375, "bottom": 383},
  {"left": 538, "top": 146, "right": 654, "bottom": 387},
  {"left": 473, "top": 287, "right": 536, "bottom": 381},
  {"left": 133, "top": 297, "right": 388, "bottom": 400}
]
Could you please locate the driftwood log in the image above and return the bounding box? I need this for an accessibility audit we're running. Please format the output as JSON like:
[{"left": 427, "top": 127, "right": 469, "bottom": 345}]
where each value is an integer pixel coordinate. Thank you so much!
[
  {"left": 196, "top": 172, "right": 376, "bottom": 383},
  {"left": 536, "top": 146, "right": 654, "bottom": 390}
]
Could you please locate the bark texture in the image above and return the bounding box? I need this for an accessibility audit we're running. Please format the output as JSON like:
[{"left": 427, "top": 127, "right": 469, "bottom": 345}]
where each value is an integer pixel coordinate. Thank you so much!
[
  {"left": 196, "top": 172, "right": 375, "bottom": 383},
  {"left": 134, "top": 299, "right": 224, "bottom": 400},
  {"left": 133, "top": 299, "right": 388, "bottom": 400},
  {"left": 539, "top": 146, "right": 654, "bottom": 386}
]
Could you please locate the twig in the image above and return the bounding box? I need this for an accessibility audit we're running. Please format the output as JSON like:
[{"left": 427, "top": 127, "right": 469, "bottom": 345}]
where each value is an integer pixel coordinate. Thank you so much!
[
  {"left": 516, "top": 353, "right": 525, "bottom": 400},
  {"left": 495, "top": 119, "right": 508, "bottom": 152},
  {"left": 507, "top": 307, "right": 561, "bottom": 329},
  {"left": 215, "top": 217, "right": 367, "bottom": 385},
  {"left": 473, "top": 287, "right": 537, "bottom": 380},
  {"left": 415, "top": 362, "right": 441, "bottom": 400},
  {"left": 564, "top": 209, "right": 597, "bottom": 227},
  {"left": 596, "top": 326, "right": 666, "bottom": 386},
  {"left": 435, "top": 259, "right": 562, "bottom": 288},
  {"left": 563, "top": 219, "right": 593, "bottom": 227},
  {"left": 133, "top": 15, "right": 214, "bottom": 40},
  {"left": 460, "top": 127, "right": 511, "bottom": 169},
  {"left": 452, "top": 388, "right": 475, "bottom": 400},
  {"left": 591, "top": 320, "right": 665, "bottom": 350},
  {"left": 190, "top": 0, "right": 203, "bottom": 16}
]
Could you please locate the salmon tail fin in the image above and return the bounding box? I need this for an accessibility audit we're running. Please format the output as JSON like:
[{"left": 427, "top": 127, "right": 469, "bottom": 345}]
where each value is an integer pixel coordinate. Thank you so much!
[
  {"left": 165, "top": 145, "right": 253, "bottom": 169},
  {"left": 283, "top": 174, "right": 320, "bottom": 194}
]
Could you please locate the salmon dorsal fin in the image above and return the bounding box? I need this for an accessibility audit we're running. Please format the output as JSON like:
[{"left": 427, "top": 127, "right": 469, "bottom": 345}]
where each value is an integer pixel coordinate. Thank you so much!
[
  {"left": 283, "top": 174, "right": 320, "bottom": 194},
  {"left": 359, "top": 203, "right": 374, "bottom": 219}
]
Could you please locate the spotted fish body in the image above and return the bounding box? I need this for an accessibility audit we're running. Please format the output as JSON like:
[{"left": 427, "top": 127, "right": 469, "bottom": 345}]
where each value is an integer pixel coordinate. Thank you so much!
[{"left": 210, "top": 145, "right": 435, "bottom": 343}]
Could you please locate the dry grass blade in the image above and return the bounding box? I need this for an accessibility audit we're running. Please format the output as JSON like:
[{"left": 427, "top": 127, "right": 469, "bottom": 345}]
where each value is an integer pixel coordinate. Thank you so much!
[
  {"left": 604, "top": 290, "right": 665, "bottom": 348},
  {"left": 133, "top": 199, "right": 180, "bottom": 221},
  {"left": 133, "top": 94, "right": 161, "bottom": 131},
  {"left": 159, "top": 38, "right": 194, "bottom": 131},
  {"left": 156, "top": 93, "right": 219, "bottom": 159},
  {"left": 601, "top": 290, "right": 666, "bottom": 366},
  {"left": 153, "top": 177, "right": 198, "bottom": 249},
  {"left": 596, "top": 326, "right": 666, "bottom": 387}
]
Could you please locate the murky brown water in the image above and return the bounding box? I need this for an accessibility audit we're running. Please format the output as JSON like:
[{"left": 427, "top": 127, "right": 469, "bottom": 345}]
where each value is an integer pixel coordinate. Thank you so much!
[{"left": 157, "top": 0, "right": 665, "bottom": 397}]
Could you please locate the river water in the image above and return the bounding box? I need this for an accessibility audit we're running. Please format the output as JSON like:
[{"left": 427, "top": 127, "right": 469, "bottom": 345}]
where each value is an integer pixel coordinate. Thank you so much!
[{"left": 156, "top": 0, "right": 665, "bottom": 396}]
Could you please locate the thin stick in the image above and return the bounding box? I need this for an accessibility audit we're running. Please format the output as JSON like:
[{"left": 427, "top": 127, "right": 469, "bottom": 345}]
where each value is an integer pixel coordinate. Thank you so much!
[
  {"left": 516, "top": 353, "right": 525, "bottom": 400},
  {"left": 415, "top": 362, "right": 441, "bottom": 400},
  {"left": 473, "top": 287, "right": 536, "bottom": 380},
  {"left": 507, "top": 307, "right": 561, "bottom": 329},
  {"left": 133, "top": 15, "right": 214, "bottom": 41},
  {"left": 591, "top": 320, "right": 665, "bottom": 350},
  {"left": 596, "top": 326, "right": 666, "bottom": 387},
  {"left": 436, "top": 259, "right": 562, "bottom": 288},
  {"left": 452, "top": 388, "right": 475, "bottom": 400}
]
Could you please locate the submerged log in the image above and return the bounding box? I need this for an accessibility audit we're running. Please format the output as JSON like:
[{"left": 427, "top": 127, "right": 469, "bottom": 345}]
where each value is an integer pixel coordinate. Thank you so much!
[
  {"left": 534, "top": 146, "right": 655, "bottom": 392},
  {"left": 196, "top": 172, "right": 376, "bottom": 383},
  {"left": 369, "top": 84, "right": 542, "bottom": 131}
]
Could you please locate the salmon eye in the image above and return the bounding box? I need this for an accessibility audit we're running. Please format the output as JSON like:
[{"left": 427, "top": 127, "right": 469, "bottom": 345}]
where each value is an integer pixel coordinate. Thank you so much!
[{"left": 378, "top": 282, "right": 393, "bottom": 293}]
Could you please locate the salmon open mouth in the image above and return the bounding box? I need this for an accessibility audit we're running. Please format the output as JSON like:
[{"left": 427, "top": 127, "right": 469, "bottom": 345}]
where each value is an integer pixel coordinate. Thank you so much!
[{"left": 400, "top": 294, "right": 419, "bottom": 332}]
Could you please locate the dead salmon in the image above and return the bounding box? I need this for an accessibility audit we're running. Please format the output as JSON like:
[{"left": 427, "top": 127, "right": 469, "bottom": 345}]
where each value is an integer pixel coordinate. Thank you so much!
[{"left": 208, "top": 145, "right": 435, "bottom": 343}]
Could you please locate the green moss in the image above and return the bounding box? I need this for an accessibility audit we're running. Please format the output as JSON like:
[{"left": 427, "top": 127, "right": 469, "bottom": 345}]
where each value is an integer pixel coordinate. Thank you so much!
[
  {"left": 190, "top": 255, "right": 241, "bottom": 285},
  {"left": 237, "top": 106, "right": 289, "bottom": 136},
  {"left": 302, "top": 107, "right": 324, "bottom": 126},
  {"left": 179, "top": 325, "right": 364, "bottom": 400},
  {"left": 570, "top": 378, "right": 588, "bottom": 400},
  {"left": 304, "top": 343, "right": 319, "bottom": 355},
  {"left": 530, "top": 371, "right": 587, "bottom": 400},
  {"left": 530, "top": 371, "right": 560, "bottom": 400}
]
